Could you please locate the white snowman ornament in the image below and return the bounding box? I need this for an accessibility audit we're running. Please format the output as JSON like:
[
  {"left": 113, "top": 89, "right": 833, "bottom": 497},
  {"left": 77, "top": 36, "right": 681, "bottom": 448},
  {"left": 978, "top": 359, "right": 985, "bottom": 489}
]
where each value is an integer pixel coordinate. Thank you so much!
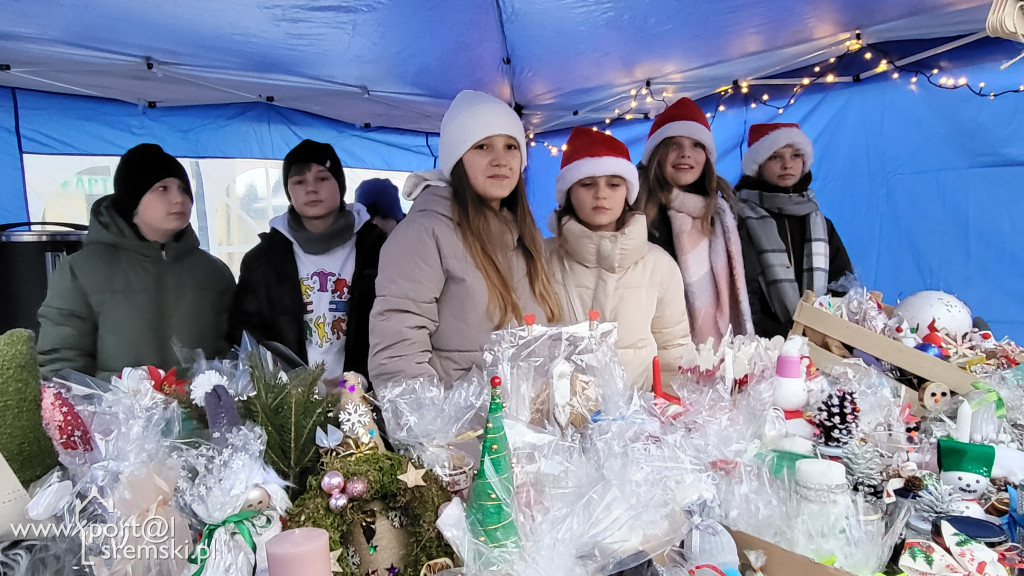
[
  {"left": 894, "top": 290, "right": 973, "bottom": 338},
  {"left": 938, "top": 438, "right": 996, "bottom": 521},
  {"left": 772, "top": 336, "right": 817, "bottom": 443}
]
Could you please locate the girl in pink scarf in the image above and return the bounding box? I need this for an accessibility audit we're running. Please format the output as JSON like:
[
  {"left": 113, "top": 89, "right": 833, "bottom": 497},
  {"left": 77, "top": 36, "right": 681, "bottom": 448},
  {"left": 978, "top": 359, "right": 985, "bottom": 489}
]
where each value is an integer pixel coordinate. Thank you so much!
[{"left": 635, "top": 98, "right": 753, "bottom": 346}]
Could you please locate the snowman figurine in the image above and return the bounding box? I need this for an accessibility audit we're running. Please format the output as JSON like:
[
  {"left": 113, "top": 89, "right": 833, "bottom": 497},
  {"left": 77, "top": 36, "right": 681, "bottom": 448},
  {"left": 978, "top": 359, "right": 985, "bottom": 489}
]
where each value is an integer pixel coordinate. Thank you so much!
[
  {"left": 938, "top": 438, "right": 997, "bottom": 522},
  {"left": 772, "top": 336, "right": 817, "bottom": 442}
]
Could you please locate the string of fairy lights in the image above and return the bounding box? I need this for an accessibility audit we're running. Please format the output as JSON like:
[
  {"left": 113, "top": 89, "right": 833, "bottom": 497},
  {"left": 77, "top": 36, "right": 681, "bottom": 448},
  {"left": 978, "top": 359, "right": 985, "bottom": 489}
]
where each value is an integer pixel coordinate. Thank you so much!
[{"left": 527, "top": 31, "right": 1024, "bottom": 156}]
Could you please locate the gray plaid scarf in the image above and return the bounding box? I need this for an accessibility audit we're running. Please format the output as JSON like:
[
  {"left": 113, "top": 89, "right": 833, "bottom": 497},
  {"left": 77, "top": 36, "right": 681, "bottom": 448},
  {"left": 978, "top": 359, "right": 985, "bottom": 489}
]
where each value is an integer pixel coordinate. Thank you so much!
[{"left": 735, "top": 188, "right": 828, "bottom": 323}]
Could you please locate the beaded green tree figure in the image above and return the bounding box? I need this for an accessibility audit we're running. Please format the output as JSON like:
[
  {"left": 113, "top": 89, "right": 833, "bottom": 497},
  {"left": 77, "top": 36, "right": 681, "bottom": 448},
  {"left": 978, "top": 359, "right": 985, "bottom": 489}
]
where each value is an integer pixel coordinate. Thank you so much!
[{"left": 465, "top": 375, "right": 520, "bottom": 548}]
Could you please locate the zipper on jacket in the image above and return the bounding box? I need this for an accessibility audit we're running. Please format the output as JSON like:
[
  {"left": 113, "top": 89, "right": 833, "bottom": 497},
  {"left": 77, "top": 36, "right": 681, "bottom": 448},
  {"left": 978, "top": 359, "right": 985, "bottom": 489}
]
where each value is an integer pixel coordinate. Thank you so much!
[{"left": 784, "top": 219, "right": 795, "bottom": 270}]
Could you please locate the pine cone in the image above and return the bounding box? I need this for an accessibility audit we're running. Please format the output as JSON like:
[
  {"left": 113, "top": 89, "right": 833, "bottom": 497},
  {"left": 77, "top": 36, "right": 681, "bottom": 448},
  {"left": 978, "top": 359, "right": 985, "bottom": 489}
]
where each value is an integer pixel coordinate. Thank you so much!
[
  {"left": 990, "top": 477, "right": 1009, "bottom": 492},
  {"left": 904, "top": 475, "right": 926, "bottom": 492}
]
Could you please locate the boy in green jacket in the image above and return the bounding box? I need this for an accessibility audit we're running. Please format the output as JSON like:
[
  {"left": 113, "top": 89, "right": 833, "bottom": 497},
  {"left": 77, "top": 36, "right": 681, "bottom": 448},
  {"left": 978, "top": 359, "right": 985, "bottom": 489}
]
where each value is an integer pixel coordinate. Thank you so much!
[{"left": 37, "top": 143, "right": 235, "bottom": 381}]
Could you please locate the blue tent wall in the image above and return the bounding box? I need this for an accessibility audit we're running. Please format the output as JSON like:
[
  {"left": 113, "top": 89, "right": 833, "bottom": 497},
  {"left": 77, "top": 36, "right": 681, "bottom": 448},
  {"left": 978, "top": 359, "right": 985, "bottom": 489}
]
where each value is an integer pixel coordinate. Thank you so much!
[
  {"left": 0, "top": 89, "right": 28, "bottom": 223},
  {"left": 12, "top": 90, "right": 440, "bottom": 168},
  {"left": 525, "top": 61, "right": 1024, "bottom": 341},
  {"left": 2, "top": 60, "right": 1021, "bottom": 340}
]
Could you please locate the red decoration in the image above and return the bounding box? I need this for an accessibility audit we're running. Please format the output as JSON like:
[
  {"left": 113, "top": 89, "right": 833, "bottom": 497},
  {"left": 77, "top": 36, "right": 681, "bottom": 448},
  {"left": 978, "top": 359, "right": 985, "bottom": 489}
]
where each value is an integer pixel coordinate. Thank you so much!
[
  {"left": 40, "top": 386, "right": 93, "bottom": 452},
  {"left": 523, "top": 314, "right": 536, "bottom": 326},
  {"left": 652, "top": 356, "right": 681, "bottom": 406},
  {"left": 587, "top": 309, "right": 600, "bottom": 322},
  {"left": 147, "top": 366, "right": 188, "bottom": 397},
  {"left": 490, "top": 376, "right": 502, "bottom": 388}
]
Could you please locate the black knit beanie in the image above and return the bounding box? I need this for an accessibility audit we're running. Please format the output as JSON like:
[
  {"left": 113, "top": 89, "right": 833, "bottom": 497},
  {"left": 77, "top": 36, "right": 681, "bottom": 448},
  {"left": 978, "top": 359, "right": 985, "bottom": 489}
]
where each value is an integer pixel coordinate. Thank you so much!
[
  {"left": 111, "top": 143, "right": 192, "bottom": 223},
  {"left": 281, "top": 139, "right": 346, "bottom": 199}
]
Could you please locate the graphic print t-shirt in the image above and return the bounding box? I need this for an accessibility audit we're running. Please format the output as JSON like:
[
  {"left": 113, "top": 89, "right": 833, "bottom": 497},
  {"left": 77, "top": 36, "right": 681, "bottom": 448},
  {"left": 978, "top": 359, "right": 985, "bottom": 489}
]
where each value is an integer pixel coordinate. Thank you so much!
[{"left": 295, "top": 241, "right": 356, "bottom": 381}]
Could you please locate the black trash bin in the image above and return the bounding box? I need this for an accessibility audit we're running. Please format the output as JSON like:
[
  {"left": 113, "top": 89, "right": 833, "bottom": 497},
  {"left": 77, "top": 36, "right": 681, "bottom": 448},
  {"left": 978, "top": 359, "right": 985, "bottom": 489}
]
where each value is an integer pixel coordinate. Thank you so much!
[{"left": 0, "top": 222, "right": 88, "bottom": 334}]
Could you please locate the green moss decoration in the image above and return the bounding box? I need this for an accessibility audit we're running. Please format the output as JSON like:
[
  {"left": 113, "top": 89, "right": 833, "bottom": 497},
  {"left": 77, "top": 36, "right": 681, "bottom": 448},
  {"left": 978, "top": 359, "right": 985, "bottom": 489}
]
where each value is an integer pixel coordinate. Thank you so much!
[
  {"left": 0, "top": 329, "right": 58, "bottom": 484},
  {"left": 290, "top": 450, "right": 454, "bottom": 576},
  {"left": 240, "top": 352, "right": 330, "bottom": 497}
]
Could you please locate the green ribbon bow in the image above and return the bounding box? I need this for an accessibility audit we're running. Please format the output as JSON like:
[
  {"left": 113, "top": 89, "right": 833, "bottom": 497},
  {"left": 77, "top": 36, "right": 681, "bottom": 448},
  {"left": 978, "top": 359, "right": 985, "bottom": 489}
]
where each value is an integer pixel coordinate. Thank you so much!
[
  {"left": 969, "top": 381, "right": 1006, "bottom": 419},
  {"left": 188, "top": 510, "right": 261, "bottom": 576}
]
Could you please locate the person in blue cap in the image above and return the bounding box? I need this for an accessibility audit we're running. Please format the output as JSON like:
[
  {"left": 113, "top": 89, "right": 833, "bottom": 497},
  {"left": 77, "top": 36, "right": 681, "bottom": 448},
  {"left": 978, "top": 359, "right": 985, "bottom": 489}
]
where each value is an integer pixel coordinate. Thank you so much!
[{"left": 355, "top": 178, "right": 405, "bottom": 235}]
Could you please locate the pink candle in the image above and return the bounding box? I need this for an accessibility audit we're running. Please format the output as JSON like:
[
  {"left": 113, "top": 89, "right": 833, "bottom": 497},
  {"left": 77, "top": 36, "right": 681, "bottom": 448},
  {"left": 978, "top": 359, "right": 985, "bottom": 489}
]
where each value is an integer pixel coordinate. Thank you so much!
[{"left": 266, "top": 527, "right": 331, "bottom": 576}]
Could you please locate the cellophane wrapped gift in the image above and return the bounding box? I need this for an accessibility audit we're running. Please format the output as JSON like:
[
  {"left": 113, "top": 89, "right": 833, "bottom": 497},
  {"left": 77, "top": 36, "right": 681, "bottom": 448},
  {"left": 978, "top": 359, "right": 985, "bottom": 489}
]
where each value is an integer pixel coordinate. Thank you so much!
[
  {"left": 375, "top": 370, "right": 490, "bottom": 492},
  {"left": 483, "top": 321, "right": 631, "bottom": 437},
  {"left": 429, "top": 320, "right": 715, "bottom": 575},
  {"left": 174, "top": 423, "right": 290, "bottom": 576},
  {"left": 37, "top": 368, "right": 192, "bottom": 576}
]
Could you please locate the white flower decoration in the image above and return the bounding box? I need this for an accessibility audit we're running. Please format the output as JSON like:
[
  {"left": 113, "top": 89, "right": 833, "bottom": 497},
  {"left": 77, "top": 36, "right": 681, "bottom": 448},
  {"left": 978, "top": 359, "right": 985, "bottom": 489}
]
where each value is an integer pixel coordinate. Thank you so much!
[{"left": 190, "top": 370, "right": 229, "bottom": 407}]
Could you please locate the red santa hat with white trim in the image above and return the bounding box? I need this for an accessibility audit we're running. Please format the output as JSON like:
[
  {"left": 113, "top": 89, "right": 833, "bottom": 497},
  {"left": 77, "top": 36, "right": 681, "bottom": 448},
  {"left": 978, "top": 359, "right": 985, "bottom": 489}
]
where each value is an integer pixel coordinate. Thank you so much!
[
  {"left": 555, "top": 127, "right": 639, "bottom": 207},
  {"left": 742, "top": 122, "right": 814, "bottom": 177},
  {"left": 641, "top": 97, "right": 717, "bottom": 165}
]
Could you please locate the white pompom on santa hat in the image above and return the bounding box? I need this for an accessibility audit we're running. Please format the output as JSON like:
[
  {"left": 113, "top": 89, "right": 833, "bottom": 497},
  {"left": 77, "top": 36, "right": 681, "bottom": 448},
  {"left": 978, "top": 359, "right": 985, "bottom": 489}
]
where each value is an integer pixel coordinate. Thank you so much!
[
  {"left": 555, "top": 127, "right": 639, "bottom": 207},
  {"left": 741, "top": 122, "right": 814, "bottom": 177},
  {"left": 641, "top": 97, "right": 717, "bottom": 165}
]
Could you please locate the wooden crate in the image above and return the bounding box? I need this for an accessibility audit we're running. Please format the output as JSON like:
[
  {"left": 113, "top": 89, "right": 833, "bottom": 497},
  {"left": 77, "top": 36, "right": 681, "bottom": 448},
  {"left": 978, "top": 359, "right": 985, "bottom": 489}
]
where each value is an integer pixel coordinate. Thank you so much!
[{"left": 790, "top": 291, "right": 977, "bottom": 395}]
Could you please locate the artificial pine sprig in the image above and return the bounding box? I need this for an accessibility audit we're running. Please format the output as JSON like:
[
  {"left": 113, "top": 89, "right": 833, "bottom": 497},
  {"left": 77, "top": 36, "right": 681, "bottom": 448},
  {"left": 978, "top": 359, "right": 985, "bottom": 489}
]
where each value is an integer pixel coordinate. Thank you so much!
[{"left": 242, "top": 351, "right": 330, "bottom": 495}]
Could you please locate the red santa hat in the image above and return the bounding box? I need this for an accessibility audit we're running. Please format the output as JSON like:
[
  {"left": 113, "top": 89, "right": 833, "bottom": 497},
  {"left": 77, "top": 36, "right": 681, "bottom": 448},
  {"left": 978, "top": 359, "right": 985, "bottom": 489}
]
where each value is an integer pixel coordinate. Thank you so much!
[
  {"left": 742, "top": 122, "right": 814, "bottom": 177},
  {"left": 641, "top": 97, "right": 716, "bottom": 165},
  {"left": 555, "top": 127, "right": 639, "bottom": 207}
]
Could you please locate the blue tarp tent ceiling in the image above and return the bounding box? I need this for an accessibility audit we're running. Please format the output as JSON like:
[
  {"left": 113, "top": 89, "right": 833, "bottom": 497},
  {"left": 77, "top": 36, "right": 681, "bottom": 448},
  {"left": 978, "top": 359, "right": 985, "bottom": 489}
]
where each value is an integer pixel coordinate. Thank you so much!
[{"left": 2, "top": 0, "right": 1023, "bottom": 339}]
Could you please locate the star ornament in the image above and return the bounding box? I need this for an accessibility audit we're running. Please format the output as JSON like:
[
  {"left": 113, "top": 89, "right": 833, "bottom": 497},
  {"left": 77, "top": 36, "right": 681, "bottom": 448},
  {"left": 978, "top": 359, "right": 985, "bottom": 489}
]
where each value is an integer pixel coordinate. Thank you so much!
[
  {"left": 329, "top": 548, "right": 344, "bottom": 573},
  {"left": 397, "top": 462, "right": 427, "bottom": 488}
]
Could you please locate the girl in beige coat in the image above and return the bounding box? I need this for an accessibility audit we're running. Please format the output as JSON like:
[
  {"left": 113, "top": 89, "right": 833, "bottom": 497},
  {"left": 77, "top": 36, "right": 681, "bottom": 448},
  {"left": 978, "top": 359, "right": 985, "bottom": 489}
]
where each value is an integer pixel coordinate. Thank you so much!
[
  {"left": 548, "top": 127, "right": 692, "bottom": 392},
  {"left": 369, "top": 90, "right": 561, "bottom": 386}
]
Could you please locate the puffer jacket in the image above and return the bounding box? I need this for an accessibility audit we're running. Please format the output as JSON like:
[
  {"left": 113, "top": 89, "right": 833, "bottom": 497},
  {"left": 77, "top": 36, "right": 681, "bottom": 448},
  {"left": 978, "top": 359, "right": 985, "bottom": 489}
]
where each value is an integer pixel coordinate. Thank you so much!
[
  {"left": 37, "top": 195, "right": 235, "bottom": 381},
  {"left": 547, "top": 212, "right": 692, "bottom": 391},
  {"left": 369, "top": 170, "right": 549, "bottom": 386}
]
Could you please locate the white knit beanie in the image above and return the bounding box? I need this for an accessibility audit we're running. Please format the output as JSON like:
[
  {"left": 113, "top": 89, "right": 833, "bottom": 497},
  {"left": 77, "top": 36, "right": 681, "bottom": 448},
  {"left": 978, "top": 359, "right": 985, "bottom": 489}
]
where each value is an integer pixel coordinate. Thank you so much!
[{"left": 438, "top": 90, "right": 527, "bottom": 179}]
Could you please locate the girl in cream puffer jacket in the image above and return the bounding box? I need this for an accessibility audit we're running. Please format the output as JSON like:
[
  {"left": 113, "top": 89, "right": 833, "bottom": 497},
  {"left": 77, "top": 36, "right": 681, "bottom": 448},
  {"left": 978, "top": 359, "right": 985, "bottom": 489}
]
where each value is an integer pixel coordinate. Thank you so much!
[{"left": 547, "top": 128, "right": 692, "bottom": 392}]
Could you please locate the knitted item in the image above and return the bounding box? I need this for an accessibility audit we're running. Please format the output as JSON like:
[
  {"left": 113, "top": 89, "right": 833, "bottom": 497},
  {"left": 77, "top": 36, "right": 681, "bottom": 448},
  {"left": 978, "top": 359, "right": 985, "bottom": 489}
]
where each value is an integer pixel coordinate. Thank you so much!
[
  {"left": 665, "top": 192, "right": 753, "bottom": 344},
  {"left": 683, "top": 520, "right": 741, "bottom": 576},
  {"left": 282, "top": 139, "right": 346, "bottom": 197},
  {"left": 0, "top": 329, "right": 58, "bottom": 484},
  {"left": 734, "top": 187, "right": 829, "bottom": 324},
  {"left": 438, "top": 90, "right": 527, "bottom": 179},
  {"left": 112, "top": 143, "right": 192, "bottom": 223}
]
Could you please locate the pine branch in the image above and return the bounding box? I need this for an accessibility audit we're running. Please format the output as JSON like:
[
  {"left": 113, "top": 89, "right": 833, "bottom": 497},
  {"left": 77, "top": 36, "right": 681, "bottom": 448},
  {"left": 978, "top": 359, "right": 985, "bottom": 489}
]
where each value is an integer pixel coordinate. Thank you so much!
[{"left": 241, "top": 351, "right": 330, "bottom": 496}]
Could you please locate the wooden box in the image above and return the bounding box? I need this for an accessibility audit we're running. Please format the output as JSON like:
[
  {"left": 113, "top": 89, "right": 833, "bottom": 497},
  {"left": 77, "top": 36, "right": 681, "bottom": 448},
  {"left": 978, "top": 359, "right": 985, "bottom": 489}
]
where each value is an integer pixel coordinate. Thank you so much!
[{"left": 789, "top": 291, "right": 977, "bottom": 395}]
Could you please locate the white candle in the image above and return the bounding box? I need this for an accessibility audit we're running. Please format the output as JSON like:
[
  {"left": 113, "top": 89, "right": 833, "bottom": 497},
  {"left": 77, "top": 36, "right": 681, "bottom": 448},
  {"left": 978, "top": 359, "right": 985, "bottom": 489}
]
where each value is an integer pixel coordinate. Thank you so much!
[
  {"left": 955, "top": 400, "right": 973, "bottom": 443},
  {"left": 266, "top": 527, "right": 331, "bottom": 576}
]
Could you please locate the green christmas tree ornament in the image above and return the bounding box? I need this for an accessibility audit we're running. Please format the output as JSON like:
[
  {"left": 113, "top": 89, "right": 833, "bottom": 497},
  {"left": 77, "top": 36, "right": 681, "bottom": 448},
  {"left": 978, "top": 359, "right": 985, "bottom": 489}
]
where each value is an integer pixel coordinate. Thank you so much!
[
  {"left": 0, "top": 329, "right": 58, "bottom": 484},
  {"left": 466, "top": 376, "right": 520, "bottom": 549}
]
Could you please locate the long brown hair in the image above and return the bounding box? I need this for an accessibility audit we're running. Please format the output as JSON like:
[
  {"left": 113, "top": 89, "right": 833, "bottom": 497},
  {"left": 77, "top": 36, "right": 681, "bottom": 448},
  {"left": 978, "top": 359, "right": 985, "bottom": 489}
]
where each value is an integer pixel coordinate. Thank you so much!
[
  {"left": 449, "top": 160, "right": 562, "bottom": 327},
  {"left": 636, "top": 139, "right": 736, "bottom": 237}
]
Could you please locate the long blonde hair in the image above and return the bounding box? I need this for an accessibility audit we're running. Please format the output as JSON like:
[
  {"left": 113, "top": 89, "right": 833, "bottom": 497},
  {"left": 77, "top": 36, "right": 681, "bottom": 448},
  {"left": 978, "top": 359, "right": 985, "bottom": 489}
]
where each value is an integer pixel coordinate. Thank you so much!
[
  {"left": 636, "top": 139, "right": 736, "bottom": 237},
  {"left": 449, "top": 160, "right": 562, "bottom": 327}
]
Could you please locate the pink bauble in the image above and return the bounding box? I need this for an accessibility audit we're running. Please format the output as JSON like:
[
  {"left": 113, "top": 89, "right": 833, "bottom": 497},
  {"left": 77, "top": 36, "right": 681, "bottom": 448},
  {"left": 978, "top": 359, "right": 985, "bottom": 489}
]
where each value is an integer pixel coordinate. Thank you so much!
[
  {"left": 320, "top": 470, "right": 345, "bottom": 495},
  {"left": 344, "top": 476, "right": 369, "bottom": 500},
  {"left": 327, "top": 492, "right": 349, "bottom": 514}
]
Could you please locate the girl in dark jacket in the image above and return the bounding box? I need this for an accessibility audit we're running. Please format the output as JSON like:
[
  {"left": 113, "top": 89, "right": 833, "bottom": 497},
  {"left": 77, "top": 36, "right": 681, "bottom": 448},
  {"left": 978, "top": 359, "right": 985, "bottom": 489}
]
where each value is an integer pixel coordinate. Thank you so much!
[{"left": 734, "top": 123, "right": 854, "bottom": 337}]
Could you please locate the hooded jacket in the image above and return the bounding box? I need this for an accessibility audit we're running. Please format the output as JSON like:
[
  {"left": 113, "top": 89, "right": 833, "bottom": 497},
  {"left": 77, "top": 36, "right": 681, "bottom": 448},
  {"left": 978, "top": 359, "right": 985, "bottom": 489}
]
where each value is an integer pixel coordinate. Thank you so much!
[
  {"left": 37, "top": 195, "right": 235, "bottom": 381},
  {"left": 369, "top": 170, "right": 548, "bottom": 386},
  {"left": 230, "top": 203, "right": 385, "bottom": 380}
]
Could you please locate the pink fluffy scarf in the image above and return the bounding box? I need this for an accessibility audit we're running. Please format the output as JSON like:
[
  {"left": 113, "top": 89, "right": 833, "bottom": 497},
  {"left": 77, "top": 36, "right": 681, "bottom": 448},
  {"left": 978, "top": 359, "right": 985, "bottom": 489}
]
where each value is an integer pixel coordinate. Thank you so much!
[{"left": 665, "top": 190, "right": 754, "bottom": 345}]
